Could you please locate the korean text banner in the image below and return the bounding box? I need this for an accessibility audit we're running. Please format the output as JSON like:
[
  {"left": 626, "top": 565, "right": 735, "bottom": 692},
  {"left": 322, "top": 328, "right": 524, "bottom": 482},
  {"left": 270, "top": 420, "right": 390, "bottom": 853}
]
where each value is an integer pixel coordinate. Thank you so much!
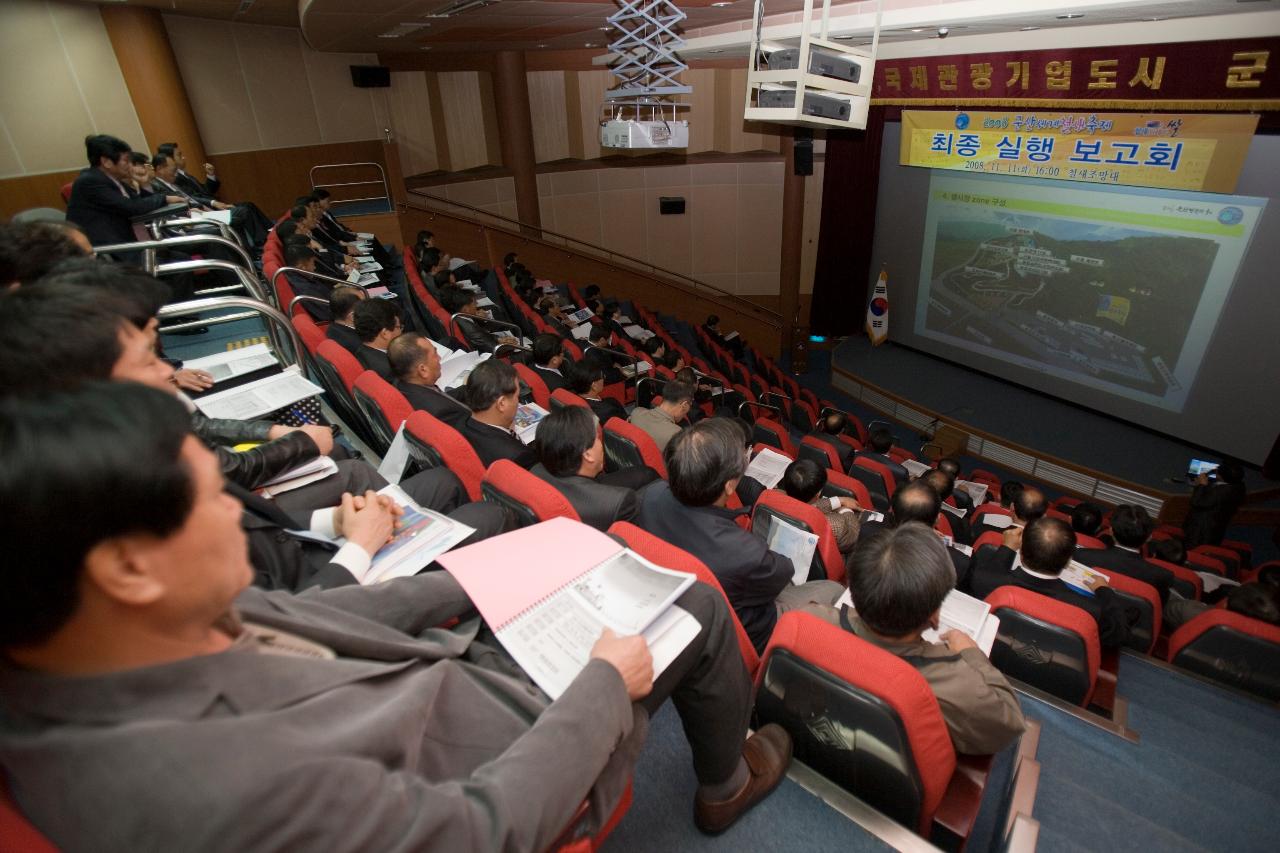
[{"left": 900, "top": 111, "right": 1258, "bottom": 193}]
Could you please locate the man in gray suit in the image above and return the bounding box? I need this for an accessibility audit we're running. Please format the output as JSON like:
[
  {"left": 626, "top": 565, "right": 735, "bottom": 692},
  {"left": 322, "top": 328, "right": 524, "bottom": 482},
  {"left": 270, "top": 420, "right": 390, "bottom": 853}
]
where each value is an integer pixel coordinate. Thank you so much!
[
  {"left": 530, "top": 405, "right": 658, "bottom": 530},
  {"left": 0, "top": 383, "right": 791, "bottom": 850}
]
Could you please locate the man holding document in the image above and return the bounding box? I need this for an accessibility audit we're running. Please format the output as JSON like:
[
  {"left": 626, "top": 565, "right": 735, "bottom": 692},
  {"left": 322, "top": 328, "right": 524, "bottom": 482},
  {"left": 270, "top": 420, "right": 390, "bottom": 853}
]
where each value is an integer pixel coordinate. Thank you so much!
[{"left": 0, "top": 384, "right": 792, "bottom": 851}]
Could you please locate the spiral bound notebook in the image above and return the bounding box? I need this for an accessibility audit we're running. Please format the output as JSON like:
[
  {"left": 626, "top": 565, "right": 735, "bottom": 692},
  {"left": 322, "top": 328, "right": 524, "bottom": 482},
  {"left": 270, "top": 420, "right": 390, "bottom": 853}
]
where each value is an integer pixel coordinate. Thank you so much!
[{"left": 438, "top": 517, "right": 701, "bottom": 699}]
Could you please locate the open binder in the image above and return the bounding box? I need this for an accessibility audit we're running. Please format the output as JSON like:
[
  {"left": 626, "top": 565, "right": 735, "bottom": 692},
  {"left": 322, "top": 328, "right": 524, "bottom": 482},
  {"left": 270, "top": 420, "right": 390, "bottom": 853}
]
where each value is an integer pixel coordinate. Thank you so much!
[{"left": 438, "top": 517, "right": 701, "bottom": 699}]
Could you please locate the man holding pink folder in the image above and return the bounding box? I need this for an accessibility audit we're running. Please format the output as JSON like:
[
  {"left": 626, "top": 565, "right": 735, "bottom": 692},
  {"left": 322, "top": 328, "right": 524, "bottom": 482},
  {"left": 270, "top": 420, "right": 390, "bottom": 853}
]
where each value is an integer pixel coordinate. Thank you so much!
[{"left": 0, "top": 383, "right": 792, "bottom": 851}]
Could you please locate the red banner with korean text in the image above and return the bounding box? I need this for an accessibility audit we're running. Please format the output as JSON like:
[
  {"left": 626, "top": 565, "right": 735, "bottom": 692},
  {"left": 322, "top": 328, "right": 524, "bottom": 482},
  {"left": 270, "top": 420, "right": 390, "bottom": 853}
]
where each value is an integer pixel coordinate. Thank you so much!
[{"left": 871, "top": 38, "right": 1278, "bottom": 113}]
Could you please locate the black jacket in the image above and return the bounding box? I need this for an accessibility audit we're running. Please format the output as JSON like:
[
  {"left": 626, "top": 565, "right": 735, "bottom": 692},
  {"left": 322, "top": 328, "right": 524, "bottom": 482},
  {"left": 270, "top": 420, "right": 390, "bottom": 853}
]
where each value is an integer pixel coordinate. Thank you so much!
[
  {"left": 66, "top": 167, "right": 170, "bottom": 246},
  {"left": 227, "top": 481, "right": 357, "bottom": 592},
  {"left": 326, "top": 322, "right": 363, "bottom": 358},
  {"left": 1075, "top": 546, "right": 1175, "bottom": 605},
  {"left": 1183, "top": 481, "right": 1246, "bottom": 547},
  {"left": 529, "top": 464, "right": 638, "bottom": 531},
  {"left": 356, "top": 345, "right": 394, "bottom": 381},
  {"left": 636, "top": 482, "right": 791, "bottom": 653},
  {"left": 175, "top": 169, "right": 219, "bottom": 199},
  {"left": 462, "top": 418, "right": 536, "bottom": 469},
  {"left": 586, "top": 396, "right": 628, "bottom": 425},
  {"left": 853, "top": 450, "right": 910, "bottom": 486},
  {"left": 395, "top": 380, "right": 472, "bottom": 431},
  {"left": 286, "top": 270, "right": 334, "bottom": 322},
  {"left": 531, "top": 364, "right": 568, "bottom": 394},
  {"left": 583, "top": 345, "right": 625, "bottom": 385},
  {"left": 969, "top": 545, "right": 1135, "bottom": 649}
]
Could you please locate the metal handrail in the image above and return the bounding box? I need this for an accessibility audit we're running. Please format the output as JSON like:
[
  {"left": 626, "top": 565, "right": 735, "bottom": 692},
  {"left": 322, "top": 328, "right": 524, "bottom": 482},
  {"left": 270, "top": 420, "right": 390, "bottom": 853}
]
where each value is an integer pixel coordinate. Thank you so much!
[
  {"left": 153, "top": 258, "right": 269, "bottom": 305},
  {"left": 311, "top": 162, "right": 390, "bottom": 209},
  {"left": 161, "top": 217, "right": 246, "bottom": 250},
  {"left": 157, "top": 296, "right": 303, "bottom": 369},
  {"left": 94, "top": 234, "right": 255, "bottom": 275},
  {"left": 585, "top": 344, "right": 641, "bottom": 379},
  {"left": 289, "top": 295, "right": 328, "bottom": 315},
  {"left": 404, "top": 190, "right": 783, "bottom": 328},
  {"left": 738, "top": 400, "right": 782, "bottom": 419},
  {"left": 270, "top": 265, "right": 370, "bottom": 300}
]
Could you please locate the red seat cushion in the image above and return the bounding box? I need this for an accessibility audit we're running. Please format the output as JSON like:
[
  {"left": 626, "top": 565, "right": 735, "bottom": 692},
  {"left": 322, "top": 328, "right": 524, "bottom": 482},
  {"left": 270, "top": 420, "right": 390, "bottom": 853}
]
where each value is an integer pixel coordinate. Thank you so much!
[
  {"left": 483, "top": 459, "right": 580, "bottom": 524},
  {"left": 1167, "top": 608, "right": 1280, "bottom": 663},
  {"left": 316, "top": 339, "right": 364, "bottom": 394},
  {"left": 405, "top": 409, "right": 486, "bottom": 502},
  {"left": 603, "top": 417, "right": 667, "bottom": 479},
  {"left": 353, "top": 371, "right": 413, "bottom": 434}
]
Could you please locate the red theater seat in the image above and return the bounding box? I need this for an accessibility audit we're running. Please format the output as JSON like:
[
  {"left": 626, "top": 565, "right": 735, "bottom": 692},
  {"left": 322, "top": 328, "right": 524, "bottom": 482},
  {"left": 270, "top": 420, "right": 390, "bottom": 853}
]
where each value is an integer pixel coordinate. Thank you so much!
[
  {"left": 602, "top": 417, "right": 667, "bottom": 479},
  {"left": 1167, "top": 610, "right": 1280, "bottom": 702},
  {"left": 755, "top": 612, "right": 994, "bottom": 842},
  {"left": 798, "top": 435, "right": 841, "bottom": 470},
  {"left": 853, "top": 455, "right": 897, "bottom": 500},
  {"left": 985, "top": 586, "right": 1101, "bottom": 707},
  {"left": 481, "top": 459, "right": 580, "bottom": 528},
  {"left": 404, "top": 410, "right": 486, "bottom": 502},
  {"left": 550, "top": 388, "right": 591, "bottom": 411},
  {"left": 352, "top": 371, "right": 412, "bottom": 456},
  {"left": 513, "top": 362, "right": 551, "bottom": 409},
  {"left": 822, "top": 469, "right": 873, "bottom": 509},
  {"left": 751, "top": 490, "right": 846, "bottom": 584},
  {"left": 292, "top": 312, "right": 326, "bottom": 356},
  {"left": 752, "top": 417, "right": 797, "bottom": 458}
]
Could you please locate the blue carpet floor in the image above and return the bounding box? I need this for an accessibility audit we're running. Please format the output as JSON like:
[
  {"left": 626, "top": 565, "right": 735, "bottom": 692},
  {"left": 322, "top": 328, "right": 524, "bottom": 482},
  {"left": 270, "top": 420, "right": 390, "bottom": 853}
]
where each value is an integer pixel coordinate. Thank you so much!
[
  {"left": 602, "top": 704, "right": 895, "bottom": 852},
  {"left": 1025, "top": 654, "right": 1280, "bottom": 853}
]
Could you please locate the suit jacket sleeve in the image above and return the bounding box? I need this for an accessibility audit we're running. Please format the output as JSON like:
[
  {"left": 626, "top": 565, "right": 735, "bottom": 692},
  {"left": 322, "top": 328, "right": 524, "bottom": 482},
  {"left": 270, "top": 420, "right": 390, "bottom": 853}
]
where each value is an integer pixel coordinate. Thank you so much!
[
  {"left": 933, "top": 648, "right": 1026, "bottom": 755},
  {"left": 202, "top": 659, "right": 637, "bottom": 853},
  {"left": 615, "top": 488, "right": 639, "bottom": 526},
  {"left": 81, "top": 173, "right": 170, "bottom": 219},
  {"left": 1093, "top": 587, "right": 1136, "bottom": 648}
]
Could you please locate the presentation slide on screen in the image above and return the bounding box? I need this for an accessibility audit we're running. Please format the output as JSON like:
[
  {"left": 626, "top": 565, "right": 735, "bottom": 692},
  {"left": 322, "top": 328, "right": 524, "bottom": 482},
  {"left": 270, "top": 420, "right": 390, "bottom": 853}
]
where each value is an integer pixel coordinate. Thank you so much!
[{"left": 915, "top": 173, "right": 1265, "bottom": 412}]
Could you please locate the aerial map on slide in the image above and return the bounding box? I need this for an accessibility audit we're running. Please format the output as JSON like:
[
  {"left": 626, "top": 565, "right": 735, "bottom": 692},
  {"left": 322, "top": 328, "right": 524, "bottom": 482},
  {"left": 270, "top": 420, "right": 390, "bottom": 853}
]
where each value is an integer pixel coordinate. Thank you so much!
[
  {"left": 924, "top": 218, "right": 1217, "bottom": 397},
  {"left": 914, "top": 173, "right": 1263, "bottom": 411}
]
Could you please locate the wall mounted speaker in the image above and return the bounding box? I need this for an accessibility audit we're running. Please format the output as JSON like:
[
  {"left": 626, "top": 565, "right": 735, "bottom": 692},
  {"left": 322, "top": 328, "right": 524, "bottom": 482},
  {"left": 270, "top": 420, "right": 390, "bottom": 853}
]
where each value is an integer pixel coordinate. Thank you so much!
[{"left": 659, "top": 196, "right": 686, "bottom": 215}]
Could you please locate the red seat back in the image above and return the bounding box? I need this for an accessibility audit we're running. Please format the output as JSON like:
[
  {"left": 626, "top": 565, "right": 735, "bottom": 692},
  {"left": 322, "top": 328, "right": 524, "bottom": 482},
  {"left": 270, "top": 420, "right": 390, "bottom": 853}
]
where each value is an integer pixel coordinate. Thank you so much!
[
  {"left": 1144, "top": 557, "right": 1205, "bottom": 600},
  {"left": 1102, "top": 572, "right": 1161, "bottom": 654},
  {"left": 513, "top": 362, "right": 551, "bottom": 410},
  {"left": 1192, "top": 545, "right": 1240, "bottom": 577},
  {"left": 482, "top": 459, "right": 580, "bottom": 527},
  {"left": 973, "top": 503, "right": 1012, "bottom": 519},
  {"left": 316, "top": 339, "right": 364, "bottom": 394},
  {"left": 1167, "top": 609, "right": 1280, "bottom": 701},
  {"left": 799, "top": 435, "right": 841, "bottom": 470},
  {"left": 973, "top": 530, "right": 1005, "bottom": 551},
  {"left": 550, "top": 388, "right": 591, "bottom": 411},
  {"left": 292, "top": 313, "right": 326, "bottom": 356},
  {"left": 1075, "top": 532, "right": 1107, "bottom": 549},
  {"left": 0, "top": 781, "right": 57, "bottom": 853},
  {"left": 1186, "top": 550, "right": 1227, "bottom": 577},
  {"left": 603, "top": 417, "right": 667, "bottom": 479},
  {"left": 404, "top": 409, "right": 486, "bottom": 502},
  {"left": 608, "top": 521, "right": 759, "bottom": 675},
  {"left": 751, "top": 490, "right": 846, "bottom": 584},
  {"left": 853, "top": 456, "right": 897, "bottom": 499},
  {"left": 823, "top": 469, "right": 872, "bottom": 509},
  {"left": 752, "top": 417, "right": 796, "bottom": 457},
  {"left": 985, "top": 586, "right": 1101, "bottom": 706},
  {"left": 758, "top": 612, "right": 957, "bottom": 833},
  {"left": 352, "top": 370, "right": 413, "bottom": 452}
]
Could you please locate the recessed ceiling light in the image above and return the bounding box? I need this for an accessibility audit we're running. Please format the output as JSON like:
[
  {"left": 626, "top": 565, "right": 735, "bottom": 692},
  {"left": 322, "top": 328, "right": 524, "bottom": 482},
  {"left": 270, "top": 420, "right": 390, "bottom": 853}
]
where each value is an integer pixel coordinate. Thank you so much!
[
  {"left": 537, "top": 43, "right": 549, "bottom": 48},
  {"left": 832, "top": 34, "right": 854, "bottom": 40},
  {"left": 1019, "top": 26, "right": 1041, "bottom": 31},
  {"left": 708, "top": 48, "right": 724, "bottom": 53},
  {"left": 910, "top": 28, "right": 925, "bottom": 33},
  {"left": 711, "top": 1, "right": 733, "bottom": 6},
  {"left": 1056, "top": 13, "right": 1085, "bottom": 19},
  {"left": 419, "top": 46, "right": 432, "bottom": 50},
  {"left": 584, "top": 42, "right": 597, "bottom": 47},
  {"left": 1145, "top": 16, "right": 1162, "bottom": 21}
]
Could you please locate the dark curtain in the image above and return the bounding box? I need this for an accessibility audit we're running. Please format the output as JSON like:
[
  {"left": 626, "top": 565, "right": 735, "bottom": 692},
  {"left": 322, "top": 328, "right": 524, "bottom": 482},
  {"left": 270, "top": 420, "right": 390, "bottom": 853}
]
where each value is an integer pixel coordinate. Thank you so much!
[{"left": 809, "top": 106, "right": 886, "bottom": 336}]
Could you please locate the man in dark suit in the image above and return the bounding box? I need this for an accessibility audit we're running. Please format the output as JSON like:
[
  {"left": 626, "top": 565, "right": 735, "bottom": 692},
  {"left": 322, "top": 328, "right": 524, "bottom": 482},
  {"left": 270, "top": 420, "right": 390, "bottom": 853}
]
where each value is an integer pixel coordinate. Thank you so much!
[
  {"left": 567, "top": 359, "right": 628, "bottom": 424},
  {"left": 1076, "top": 504, "right": 1174, "bottom": 604},
  {"left": 636, "top": 418, "right": 842, "bottom": 653},
  {"left": 387, "top": 332, "right": 471, "bottom": 431},
  {"left": 157, "top": 141, "right": 220, "bottom": 197},
  {"left": 922, "top": 469, "right": 972, "bottom": 546},
  {"left": 968, "top": 519, "right": 1136, "bottom": 648},
  {"left": 853, "top": 426, "right": 910, "bottom": 486},
  {"left": 460, "top": 359, "right": 536, "bottom": 468},
  {"left": 936, "top": 457, "right": 976, "bottom": 515},
  {"left": 156, "top": 142, "right": 273, "bottom": 249},
  {"left": 325, "top": 285, "right": 367, "bottom": 356},
  {"left": 530, "top": 407, "right": 658, "bottom": 531},
  {"left": 353, "top": 297, "right": 401, "bottom": 381},
  {"left": 583, "top": 325, "right": 625, "bottom": 385},
  {"left": 808, "top": 411, "right": 855, "bottom": 471},
  {"left": 283, "top": 244, "right": 336, "bottom": 321},
  {"left": 972, "top": 485, "right": 1047, "bottom": 540},
  {"left": 443, "top": 285, "right": 519, "bottom": 354},
  {"left": 1184, "top": 461, "right": 1247, "bottom": 548},
  {"left": 860, "top": 479, "right": 973, "bottom": 589},
  {"left": 530, "top": 333, "right": 568, "bottom": 394},
  {"left": 65, "top": 134, "right": 185, "bottom": 248}
]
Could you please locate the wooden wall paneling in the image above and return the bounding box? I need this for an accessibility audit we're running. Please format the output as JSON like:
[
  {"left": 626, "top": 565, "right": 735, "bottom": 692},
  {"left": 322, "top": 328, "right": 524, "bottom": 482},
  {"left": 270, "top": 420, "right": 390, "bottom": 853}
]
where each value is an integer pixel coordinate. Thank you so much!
[
  {"left": 300, "top": 46, "right": 381, "bottom": 144},
  {"left": 713, "top": 70, "right": 734, "bottom": 153},
  {"left": 799, "top": 162, "right": 825, "bottom": 298},
  {"left": 388, "top": 71, "right": 439, "bottom": 177},
  {"left": 424, "top": 73, "right": 453, "bottom": 173},
  {"left": 683, "top": 69, "right": 717, "bottom": 155},
  {"left": 0, "top": 168, "right": 81, "bottom": 220},
  {"left": 729, "top": 69, "right": 781, "bottom": 153},
  {"left": 208, "top": 139, "right": 386, "bottom": 218},
  {"left": 437, "top": 72, "right": 494, "bottom": 171},
  {"left": 527, "top": 71, "right": 570, "bottom": 164},
  {"left": 477, "top": 72, "right": 504, "bottom": 169},
  {"left": 563, "top": 71, "right": 585, "bottom": 160},
  {"left": 338, "top": 212, "right": 401, "bottom": 247}
]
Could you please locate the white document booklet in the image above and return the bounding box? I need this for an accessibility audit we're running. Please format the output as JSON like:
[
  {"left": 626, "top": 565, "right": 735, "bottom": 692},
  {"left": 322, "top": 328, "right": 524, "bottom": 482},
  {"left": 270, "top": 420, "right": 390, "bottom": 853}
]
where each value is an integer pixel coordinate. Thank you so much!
[
  {"left": 352, "top": 485, "right": 476, "bottom": 585},
  {"left": 745, "top": 447, "right": 794, "bottom": 489},
  {"left": 182, "top": 342, "right": 278, "bottom": 384},
  {"left": 193, "top": 366, "right": 323, "bottom": 421},
  {"left": 766, "top": 515, "right": 819, "bottom": 585},
  {"left": 836, "top": 587, "right": 1000, "bottom": 656},
  {"left": 439, "top": 518, "right": 701, "bottom": 699}
]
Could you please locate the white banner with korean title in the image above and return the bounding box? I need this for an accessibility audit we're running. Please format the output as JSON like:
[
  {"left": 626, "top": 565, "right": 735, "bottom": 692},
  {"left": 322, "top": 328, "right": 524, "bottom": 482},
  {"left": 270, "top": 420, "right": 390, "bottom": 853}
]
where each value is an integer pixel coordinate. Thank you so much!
[{"left": 900, "top": 111, "right": 1258, "bottom": 194}]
